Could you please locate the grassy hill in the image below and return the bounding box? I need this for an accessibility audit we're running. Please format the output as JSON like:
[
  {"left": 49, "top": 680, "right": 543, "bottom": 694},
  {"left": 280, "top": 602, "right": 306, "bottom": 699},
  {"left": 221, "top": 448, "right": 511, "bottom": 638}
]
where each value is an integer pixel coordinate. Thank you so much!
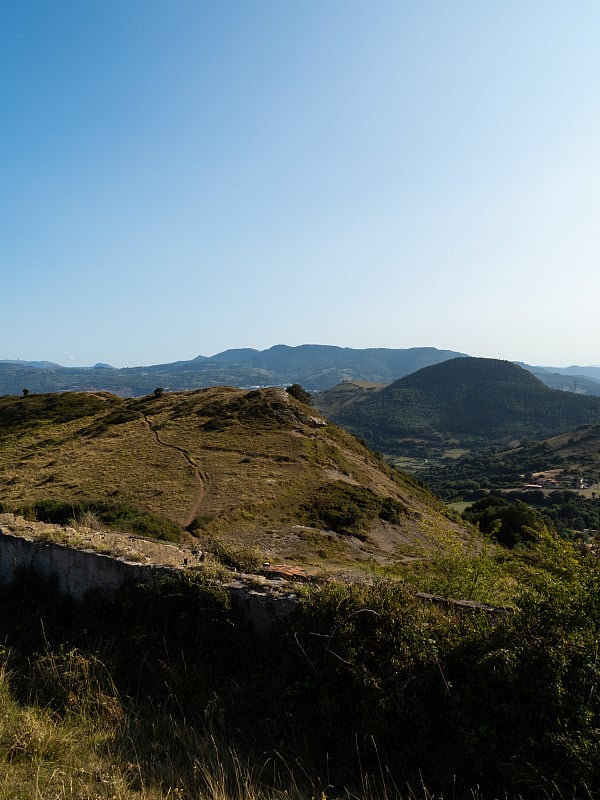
[
  {"left": 0, "top": 387, "right": 463, "bottom": 572},
  {"left": 315, "top": 357, "right": 600, "bottom": 458}
]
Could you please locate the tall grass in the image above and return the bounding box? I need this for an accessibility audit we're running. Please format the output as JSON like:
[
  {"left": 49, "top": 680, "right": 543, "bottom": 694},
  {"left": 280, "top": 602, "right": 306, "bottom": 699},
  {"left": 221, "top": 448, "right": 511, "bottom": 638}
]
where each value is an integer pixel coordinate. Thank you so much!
[
  {"left": 1, "top": 648, "right": 413, "bottom": 800},
  {"left": 0, "top": 647, "right": 136, "bottom": 799},
  {"left": 1, "top": 552, "right": 599, "bottom": 800}
]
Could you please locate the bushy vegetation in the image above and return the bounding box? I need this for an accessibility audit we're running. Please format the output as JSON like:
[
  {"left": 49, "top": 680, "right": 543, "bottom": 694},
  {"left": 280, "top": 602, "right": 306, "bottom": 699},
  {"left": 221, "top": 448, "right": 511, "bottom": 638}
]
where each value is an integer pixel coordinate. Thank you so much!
[
  {"left": 303, "top": 481, "right": 409, "bottom": 537},
  {"left": 447, "top": 489, "right": 600, "bottom": 545},
  {"left": 463, "top": 496, "right": 547, "bottom": 547},
  {"left": 14, "top": 498, "right": 183, "bottom": 542},
  {"left": 286, "top": 383, "right": 312, "bottom": 404},
  {"left": 423, "top": 442, "right": 563, "bottom": 497},
  {"left": 1, "top": 530, "right": 599, "bottom": 798},
  {"left": 0, "top": 391, "right": 120, "bottom": 436},
  {"left": 423, "top": 430, "right": 600, "bottom": 540},
  {"left": 537, "top": 489, "right": 600, "bottom": 536},
  {"left": 470, "top": 490, "right": 600, "bottom": 541}
]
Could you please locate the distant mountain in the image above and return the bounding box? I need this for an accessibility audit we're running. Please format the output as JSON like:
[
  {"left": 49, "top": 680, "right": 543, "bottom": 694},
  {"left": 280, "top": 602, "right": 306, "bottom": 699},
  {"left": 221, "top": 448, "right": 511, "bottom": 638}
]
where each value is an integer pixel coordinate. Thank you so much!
[
  {"left": 315, "top": 357, "right": 600, "bottom": 456},
  {"left": 526, "top": 368, "right": 600, "bottom": 396},
  {"left": 0, "top": 359, "right": 60, "bottom": 368},
  {"left": 207, "top": 348, "right": 261, "bottom": 363},
  {"left": 543, "top": 364, "right": 600, "bottom": 381},
  {"left": 4, "top": 345, "right": 598, "bottom": 399},
  {"left": 0, "top": 345, "right": 466, "bottom": 396},
  {"left": 205, "top": 344, "right": 469, "bottom": 382}
]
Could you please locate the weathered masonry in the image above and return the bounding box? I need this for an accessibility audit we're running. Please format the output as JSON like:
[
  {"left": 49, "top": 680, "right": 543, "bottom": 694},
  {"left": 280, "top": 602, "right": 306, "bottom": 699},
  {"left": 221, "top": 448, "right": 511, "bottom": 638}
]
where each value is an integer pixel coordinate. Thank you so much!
[{"left": 0, "top": 529, "right": 298, "bottom": 636}]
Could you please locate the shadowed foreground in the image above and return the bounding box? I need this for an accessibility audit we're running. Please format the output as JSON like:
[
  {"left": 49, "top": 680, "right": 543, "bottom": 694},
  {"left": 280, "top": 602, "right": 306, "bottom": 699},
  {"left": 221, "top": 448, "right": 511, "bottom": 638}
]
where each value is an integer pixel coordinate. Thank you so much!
[{"left": 1, "top": 541, "right": 599, "bottom": 800}]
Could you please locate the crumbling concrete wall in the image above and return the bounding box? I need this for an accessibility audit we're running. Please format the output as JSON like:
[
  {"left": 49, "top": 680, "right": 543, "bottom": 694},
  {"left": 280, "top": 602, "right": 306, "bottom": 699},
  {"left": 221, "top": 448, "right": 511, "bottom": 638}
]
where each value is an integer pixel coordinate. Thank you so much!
[
  {"left": 0, "top": 530, "right": 298, "bottom": 635},
  {"left": 0, "top": 530, "right": 172, "bottom": 600}
]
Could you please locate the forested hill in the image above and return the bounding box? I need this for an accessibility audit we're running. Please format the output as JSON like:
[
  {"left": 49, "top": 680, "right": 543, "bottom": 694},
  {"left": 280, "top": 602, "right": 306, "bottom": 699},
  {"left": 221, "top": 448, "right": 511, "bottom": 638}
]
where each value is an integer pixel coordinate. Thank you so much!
[{"left": 319, "top": 357, "right": 600, "bottom": 455}]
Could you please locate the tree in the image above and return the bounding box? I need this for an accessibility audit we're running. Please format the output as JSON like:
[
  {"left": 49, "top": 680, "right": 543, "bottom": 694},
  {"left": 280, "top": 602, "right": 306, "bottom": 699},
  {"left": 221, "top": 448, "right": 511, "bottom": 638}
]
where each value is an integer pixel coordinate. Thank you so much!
[
  {"left": 153, "top": 387, "right": 164, "bottom": 398},
  {"left": 22, "top": 388, "right": 29, "bottom": 397},
  {"left": 286, "top": 383, "right": 311, "bottom": 404},
  {"left": 464, "top": 496, "right": 546, "bottom": 548}
]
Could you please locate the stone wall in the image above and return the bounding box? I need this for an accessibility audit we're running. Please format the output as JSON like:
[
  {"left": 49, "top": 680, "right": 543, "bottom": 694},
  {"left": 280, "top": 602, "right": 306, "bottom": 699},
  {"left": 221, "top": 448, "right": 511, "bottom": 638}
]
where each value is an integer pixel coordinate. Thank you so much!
[
  {"left": 0, "top": 530, "right": 298, "bottom": 635},
  {"left": 0, "top": 530, "right": 172, "bottom": 600}
]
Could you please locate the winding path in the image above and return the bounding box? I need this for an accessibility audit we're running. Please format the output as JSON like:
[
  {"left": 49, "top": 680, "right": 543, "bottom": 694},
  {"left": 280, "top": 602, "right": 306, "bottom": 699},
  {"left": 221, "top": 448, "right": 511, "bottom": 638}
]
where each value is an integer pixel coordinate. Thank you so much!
[{"left": 142, "top": 414, "right": 208, "bottom": 528}]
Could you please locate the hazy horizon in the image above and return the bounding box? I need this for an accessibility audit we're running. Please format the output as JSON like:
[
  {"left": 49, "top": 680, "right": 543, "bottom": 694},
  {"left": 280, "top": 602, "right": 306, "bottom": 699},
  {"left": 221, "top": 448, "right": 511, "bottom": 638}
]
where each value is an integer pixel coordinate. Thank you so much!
[{"left": 2, "top": 343, "right": 600, "bottom": 373}]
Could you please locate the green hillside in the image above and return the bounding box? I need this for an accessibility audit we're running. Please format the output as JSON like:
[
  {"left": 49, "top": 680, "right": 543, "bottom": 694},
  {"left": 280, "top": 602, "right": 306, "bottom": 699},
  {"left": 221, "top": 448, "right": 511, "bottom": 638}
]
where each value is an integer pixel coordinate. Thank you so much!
[
  {"left": 424, "top": 422, "right": 600, "bottom": 501},
  {"left": 317, "top": 357, "right": 600, "bottom": 457},
  {"left": 0, "top": 387, "right": 461, "bottom": 572}
]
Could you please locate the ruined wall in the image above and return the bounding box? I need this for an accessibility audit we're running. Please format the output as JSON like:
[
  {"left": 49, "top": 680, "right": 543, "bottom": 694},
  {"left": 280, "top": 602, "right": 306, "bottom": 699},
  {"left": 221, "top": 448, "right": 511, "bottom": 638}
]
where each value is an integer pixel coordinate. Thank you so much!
[
  {"left": 0, "top": 530, "right": 298, "bottom": 635},
  {"left": 0, "top": 530, "right": 172, "bottom": 600}
]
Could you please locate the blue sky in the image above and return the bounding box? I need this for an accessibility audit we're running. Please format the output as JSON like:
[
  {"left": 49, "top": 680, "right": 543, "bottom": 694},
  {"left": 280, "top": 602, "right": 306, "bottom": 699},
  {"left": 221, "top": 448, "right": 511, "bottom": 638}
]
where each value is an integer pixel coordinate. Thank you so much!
[{"left": 2, "top": 1, "right": 600, "bottom": 368}]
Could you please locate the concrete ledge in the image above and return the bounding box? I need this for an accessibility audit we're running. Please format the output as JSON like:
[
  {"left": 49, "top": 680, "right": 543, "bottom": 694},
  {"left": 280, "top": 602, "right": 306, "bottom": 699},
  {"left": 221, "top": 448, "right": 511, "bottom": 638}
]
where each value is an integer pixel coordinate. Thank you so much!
[{"left": 0, "top": 529, "right": 299, "bottom": 635}]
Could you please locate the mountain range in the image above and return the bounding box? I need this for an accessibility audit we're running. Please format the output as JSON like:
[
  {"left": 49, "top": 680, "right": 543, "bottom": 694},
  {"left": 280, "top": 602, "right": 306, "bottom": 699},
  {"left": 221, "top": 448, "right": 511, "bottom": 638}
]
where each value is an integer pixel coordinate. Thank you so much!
[{"left": 3, "top": 345, "right": 600, "bottom": 396}]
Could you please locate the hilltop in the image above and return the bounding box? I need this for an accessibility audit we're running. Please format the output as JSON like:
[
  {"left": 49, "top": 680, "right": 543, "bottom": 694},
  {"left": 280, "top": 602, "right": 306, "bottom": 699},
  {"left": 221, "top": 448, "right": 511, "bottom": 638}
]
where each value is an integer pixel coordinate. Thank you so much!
[
  {"left": 0, "top": 387, "right": 463, "bottom": 573},
  {"left": 315, "top": 357, "right": 600, "bottom": 458}
]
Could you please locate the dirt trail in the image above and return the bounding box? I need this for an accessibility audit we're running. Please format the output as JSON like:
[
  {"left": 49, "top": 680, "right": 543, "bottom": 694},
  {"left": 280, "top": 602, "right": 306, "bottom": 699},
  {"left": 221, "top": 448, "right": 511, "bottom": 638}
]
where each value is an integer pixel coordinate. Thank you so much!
[{"left": 142, "top": 415, "right": 208, "bottom": 528}]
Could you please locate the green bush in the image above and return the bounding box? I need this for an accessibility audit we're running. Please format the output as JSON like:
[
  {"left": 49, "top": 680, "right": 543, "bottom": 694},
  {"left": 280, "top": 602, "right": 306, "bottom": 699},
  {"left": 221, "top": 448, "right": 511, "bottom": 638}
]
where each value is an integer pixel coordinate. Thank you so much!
[
  {"left": 286, "top": 383, "right": 312, "bottom": 404},
  {"left": 464, "top": 495, "right": 548, "bottom": 547},
  {"left": 285, "top": 557, "right": 600, "bottom": 796},
  {"left": 304, "top": 482, "right": 408, "bottom": 536},
  {"left": 18, "top": 499, "right": 182, "bottom": 542}
]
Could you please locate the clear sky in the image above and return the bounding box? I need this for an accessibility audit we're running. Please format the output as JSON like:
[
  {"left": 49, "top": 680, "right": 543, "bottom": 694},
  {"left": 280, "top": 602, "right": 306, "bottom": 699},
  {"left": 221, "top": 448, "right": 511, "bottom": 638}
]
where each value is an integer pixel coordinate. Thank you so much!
[{"left": 2, "top": 1, "right": 600, "bottom": 368}]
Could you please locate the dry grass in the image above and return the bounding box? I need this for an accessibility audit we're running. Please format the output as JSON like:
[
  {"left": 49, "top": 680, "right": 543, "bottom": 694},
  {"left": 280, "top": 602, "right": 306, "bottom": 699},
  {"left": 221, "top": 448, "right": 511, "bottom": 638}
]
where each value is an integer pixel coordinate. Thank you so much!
[
  {"left": 0, "top": 648, "right": 397, "bottom": 800},
  {"left": 0, "top": 646, "right": 576, "bottom": 800},
  {"left": 0, "top": 388, "right": 468, "bottom": 574}
]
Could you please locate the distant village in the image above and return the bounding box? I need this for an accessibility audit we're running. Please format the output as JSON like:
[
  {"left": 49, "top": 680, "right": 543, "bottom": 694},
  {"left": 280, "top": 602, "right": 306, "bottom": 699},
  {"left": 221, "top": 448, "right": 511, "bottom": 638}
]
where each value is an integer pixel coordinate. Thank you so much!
[
  {"left": 519, "top": 470, "right": 600, "bottom": 540},
  {"left": 522, "top": 470, "right": 598, "bottom": 494}
]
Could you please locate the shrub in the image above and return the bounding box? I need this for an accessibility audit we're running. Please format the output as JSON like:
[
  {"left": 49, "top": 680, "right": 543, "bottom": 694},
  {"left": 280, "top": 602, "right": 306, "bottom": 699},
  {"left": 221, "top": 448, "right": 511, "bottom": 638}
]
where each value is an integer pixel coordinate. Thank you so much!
[
  {"left": 18, "top": 499, "right": 182, "bottom": 542},
  {"left": 464, "top": 495, "right": 548, "bottom": 547},
  {"left": 286, "top": 383, "right": 311, "bottom": 404},
  {"left": 210, "top": 542, "right": 262, "bottom": 572},
  {"left": 303, "top": 482, "right": 408, "bottom": 537}
]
